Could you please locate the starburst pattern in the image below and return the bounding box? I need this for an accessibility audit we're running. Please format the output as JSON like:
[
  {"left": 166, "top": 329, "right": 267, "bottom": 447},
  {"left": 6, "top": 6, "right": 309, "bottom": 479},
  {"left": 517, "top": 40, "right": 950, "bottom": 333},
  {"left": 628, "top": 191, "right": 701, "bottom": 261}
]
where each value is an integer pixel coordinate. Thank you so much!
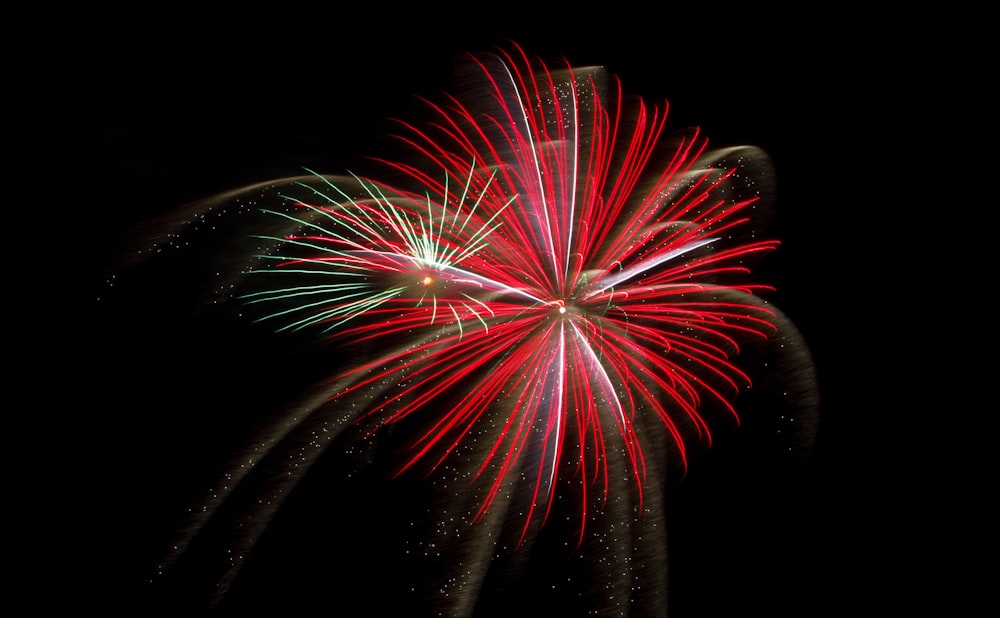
[
  {"left": 239, "top": 44, "right": 780, "bottom": 532},
  {"left": 133, "top": 44, "right": 816, "bottom": 614}
]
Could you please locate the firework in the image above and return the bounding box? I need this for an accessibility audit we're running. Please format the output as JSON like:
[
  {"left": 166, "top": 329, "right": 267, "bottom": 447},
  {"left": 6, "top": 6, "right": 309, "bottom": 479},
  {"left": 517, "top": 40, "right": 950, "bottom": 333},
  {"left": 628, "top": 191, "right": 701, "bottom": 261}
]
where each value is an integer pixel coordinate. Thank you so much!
[{"left": 129, "top": 44, "right": 818, "bottom": 614}]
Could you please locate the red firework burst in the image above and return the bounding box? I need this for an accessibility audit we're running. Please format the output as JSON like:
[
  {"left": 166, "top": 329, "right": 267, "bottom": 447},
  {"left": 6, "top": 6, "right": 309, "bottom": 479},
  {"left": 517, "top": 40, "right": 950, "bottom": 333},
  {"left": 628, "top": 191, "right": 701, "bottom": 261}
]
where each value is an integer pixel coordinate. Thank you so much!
[{"left": 235, "top": 43, "right": 781, "bottom": 545}]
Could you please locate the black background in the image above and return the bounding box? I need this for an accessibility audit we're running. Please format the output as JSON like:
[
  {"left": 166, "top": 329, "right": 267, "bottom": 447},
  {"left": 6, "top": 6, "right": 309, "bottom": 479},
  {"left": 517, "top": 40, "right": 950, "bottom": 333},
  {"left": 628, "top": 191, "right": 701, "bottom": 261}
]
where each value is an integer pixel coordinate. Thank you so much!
[{"left": 48, "top": 5, "right": 922, "bottom": 616}]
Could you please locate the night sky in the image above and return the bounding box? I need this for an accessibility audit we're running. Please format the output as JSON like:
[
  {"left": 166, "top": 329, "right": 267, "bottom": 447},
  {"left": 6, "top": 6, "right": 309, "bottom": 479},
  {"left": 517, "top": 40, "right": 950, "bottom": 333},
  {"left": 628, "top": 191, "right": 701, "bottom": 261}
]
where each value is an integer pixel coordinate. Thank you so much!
[{"left": 52, "top": 6, "right": 914, "bottom": 616}]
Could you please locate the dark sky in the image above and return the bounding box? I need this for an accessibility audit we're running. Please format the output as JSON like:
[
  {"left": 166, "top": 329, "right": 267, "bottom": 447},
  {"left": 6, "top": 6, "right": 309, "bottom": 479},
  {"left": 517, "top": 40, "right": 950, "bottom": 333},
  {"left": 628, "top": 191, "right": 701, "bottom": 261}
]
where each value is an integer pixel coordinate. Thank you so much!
[{"left": 53, "top": 7, "right": 911, "bottom": 616}]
